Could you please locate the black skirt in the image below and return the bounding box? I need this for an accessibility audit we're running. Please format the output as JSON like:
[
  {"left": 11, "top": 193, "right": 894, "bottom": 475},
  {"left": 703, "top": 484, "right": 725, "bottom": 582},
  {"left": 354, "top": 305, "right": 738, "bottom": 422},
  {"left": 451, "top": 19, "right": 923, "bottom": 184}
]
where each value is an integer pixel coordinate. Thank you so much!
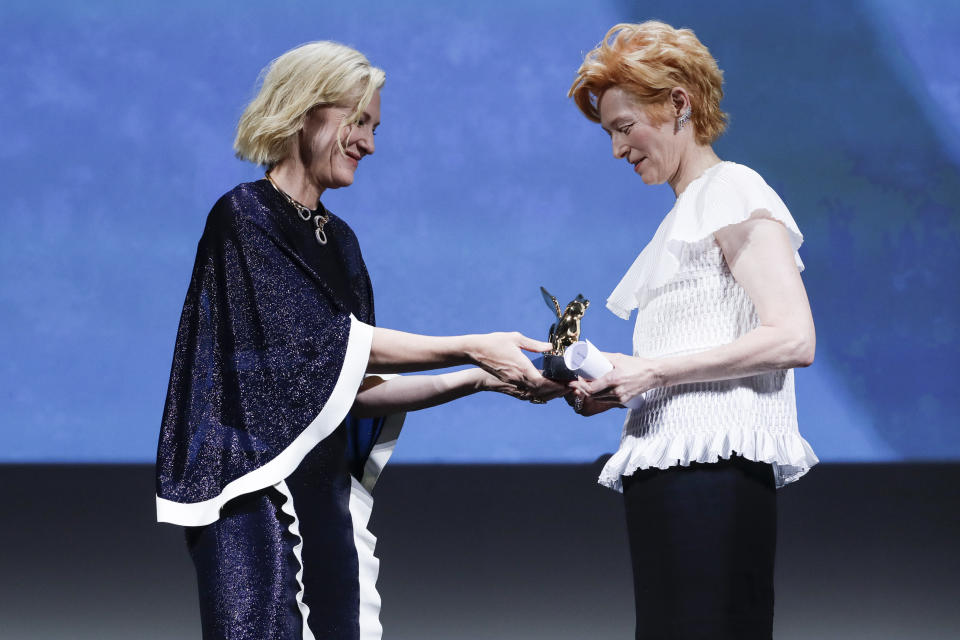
[{"left": 622, "top": 455, "right": 777, "bottom": 640}]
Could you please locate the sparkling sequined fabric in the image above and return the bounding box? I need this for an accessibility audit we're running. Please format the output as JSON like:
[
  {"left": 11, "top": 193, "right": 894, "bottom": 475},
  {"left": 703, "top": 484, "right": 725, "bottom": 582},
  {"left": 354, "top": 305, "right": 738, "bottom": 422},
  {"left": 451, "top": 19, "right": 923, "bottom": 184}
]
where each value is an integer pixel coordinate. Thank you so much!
[
  {"left": 159, "top": 181, "right": 392, "bottom": 638},
  {"left": 156, "top": 180, "right": 375, "bottom": 505},
  {"left": 187, "top": 432, "right": 360, "bottom": 640}
]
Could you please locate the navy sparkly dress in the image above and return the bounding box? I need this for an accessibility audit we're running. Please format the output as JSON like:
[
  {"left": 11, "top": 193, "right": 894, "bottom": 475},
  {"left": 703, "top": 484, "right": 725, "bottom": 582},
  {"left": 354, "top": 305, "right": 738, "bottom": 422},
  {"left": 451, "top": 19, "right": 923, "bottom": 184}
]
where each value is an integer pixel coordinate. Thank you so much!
[{"left": 156, "top": 180, "right": 403, "bottom": 640}]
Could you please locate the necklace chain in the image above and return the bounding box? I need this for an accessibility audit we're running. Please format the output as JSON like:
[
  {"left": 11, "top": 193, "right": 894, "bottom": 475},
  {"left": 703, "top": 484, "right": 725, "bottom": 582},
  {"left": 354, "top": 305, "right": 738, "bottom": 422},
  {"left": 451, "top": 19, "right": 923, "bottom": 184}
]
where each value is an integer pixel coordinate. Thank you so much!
[{"left": 265, "top": 171, "right": 330, "bottom": 245}]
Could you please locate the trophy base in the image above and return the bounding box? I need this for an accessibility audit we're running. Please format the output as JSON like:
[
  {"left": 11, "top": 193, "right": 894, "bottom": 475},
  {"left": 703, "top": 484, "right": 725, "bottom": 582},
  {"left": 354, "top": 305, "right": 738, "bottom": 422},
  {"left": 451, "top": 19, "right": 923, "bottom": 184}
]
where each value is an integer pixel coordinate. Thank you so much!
[{"left": 541, "top": 353, "right": 578, "bottom": 382}]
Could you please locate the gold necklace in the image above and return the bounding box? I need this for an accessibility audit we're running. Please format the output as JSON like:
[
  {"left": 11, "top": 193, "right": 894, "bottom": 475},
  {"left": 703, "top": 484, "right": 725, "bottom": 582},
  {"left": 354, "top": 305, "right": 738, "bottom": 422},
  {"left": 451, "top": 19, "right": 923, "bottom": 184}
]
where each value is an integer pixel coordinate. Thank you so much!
[{"left": 265, "top": 171, "right": 331, "bottom": 245}]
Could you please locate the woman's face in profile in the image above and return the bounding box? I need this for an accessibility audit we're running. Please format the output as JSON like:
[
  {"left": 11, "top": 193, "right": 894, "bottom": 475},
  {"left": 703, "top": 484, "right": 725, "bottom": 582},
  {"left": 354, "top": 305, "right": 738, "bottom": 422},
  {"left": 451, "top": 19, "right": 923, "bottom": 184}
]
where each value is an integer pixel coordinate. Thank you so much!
[
  {"left": 298, "top": 89, "right": 381, "bottom": 191},
  {"left": 598, "top": 86, "right": 679, "bottom": 186}
]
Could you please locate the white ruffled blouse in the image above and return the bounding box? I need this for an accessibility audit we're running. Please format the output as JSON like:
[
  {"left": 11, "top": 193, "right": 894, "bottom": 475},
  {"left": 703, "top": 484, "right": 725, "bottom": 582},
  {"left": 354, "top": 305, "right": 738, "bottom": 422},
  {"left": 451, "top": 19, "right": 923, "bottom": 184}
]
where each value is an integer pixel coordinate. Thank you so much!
[{"left": 600, "top": 161, "right": 818, "bottom": 491}]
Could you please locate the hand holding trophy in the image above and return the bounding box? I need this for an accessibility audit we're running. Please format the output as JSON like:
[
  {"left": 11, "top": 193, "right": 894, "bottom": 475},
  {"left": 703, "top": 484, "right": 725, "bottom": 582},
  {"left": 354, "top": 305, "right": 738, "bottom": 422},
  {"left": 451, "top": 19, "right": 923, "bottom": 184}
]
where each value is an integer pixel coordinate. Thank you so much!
[{"left": 538, "top": 286, "right": 646, "bottom": 409}]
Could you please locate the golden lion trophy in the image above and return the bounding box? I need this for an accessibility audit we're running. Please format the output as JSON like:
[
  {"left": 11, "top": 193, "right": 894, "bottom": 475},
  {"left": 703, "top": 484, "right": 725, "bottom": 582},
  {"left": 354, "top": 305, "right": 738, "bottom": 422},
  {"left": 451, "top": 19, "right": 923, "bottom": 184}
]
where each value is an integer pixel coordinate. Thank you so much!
[{"left": 539, "top": 286, "right": 590, "bottom": 382}]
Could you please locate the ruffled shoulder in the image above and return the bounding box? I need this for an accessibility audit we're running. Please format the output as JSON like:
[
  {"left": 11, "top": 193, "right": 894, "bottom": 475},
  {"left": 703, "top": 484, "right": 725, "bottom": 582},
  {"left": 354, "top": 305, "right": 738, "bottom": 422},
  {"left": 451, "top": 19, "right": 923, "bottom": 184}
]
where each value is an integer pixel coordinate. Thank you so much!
[
  {"left": 677, "top": 163, "right": 804, "bottom": 263},
  {"left": 606, "top": 162, "right": 804, "bottom": 320}
]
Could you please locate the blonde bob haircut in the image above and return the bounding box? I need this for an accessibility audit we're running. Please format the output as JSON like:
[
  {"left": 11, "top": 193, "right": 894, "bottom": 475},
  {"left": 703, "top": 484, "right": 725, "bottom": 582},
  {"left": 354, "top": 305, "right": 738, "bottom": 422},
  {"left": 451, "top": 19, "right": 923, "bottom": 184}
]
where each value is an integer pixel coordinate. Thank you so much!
[
  {"left": 234, "top": 41, "right": 385, "bottom": 167},
  {"left": 569, "top": 21, "right": 727, "bottom": 145}
]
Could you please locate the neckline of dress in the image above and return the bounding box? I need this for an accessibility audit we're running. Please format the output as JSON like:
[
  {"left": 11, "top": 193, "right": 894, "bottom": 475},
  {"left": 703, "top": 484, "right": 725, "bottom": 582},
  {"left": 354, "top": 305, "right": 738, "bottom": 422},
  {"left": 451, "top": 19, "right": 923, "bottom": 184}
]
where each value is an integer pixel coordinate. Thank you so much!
[{"left": 674, "top": 160, "right": 731, "bottom": 201}]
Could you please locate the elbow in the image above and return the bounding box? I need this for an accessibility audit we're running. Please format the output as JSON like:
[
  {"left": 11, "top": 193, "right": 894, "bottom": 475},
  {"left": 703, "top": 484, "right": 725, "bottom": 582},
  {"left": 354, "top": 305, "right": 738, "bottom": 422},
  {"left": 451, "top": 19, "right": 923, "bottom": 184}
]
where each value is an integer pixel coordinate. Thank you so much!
[
  {"left": 365, "top": 351, "right": 389, "bottom": 374},
  {"left": 786, "top": 331, "right": 816, "bottom": 369},
  {"left": 794, "top": 342, "right": 815, "bottom": 368},
  {"left": 350, "top": 377, "right": 390, "bottom": 418}
]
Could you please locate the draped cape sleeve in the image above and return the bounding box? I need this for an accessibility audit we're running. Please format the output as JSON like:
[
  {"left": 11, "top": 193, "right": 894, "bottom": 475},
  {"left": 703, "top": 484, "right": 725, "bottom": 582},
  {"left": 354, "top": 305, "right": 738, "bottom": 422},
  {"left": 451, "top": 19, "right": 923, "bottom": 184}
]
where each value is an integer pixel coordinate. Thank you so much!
[
  {"left": 156, "top": 183, "right": 378, "bottom": 526},
  {"left": 606, "top": 162, "right": 805, "bottom": 320}
]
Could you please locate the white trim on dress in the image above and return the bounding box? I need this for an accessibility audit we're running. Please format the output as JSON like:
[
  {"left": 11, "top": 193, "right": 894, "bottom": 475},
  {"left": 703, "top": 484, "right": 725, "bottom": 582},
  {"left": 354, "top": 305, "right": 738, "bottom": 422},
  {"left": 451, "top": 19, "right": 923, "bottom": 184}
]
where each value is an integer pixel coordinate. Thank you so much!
[
  {"left": 274, "top": 480, "right": 317, "bottom": 640},
  {"left": 156, "top": 315, "right": 374, "bottom": 526},
  {"left": 349, "top": 477, "right": 383, "bottom": 640}
]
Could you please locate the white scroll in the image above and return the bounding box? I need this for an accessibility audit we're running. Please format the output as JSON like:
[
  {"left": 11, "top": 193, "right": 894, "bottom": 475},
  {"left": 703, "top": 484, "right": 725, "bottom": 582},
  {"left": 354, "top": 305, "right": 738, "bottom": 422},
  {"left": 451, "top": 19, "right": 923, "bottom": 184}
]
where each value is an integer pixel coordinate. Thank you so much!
[{"left": 563, "top": 340, "right": 645, "bottom": 409}]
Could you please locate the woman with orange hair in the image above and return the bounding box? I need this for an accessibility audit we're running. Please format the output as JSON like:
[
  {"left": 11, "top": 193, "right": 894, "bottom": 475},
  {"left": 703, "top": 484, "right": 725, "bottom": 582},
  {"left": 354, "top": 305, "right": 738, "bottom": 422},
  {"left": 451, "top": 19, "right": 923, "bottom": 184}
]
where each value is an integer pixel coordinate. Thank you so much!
[{"left": 567, "top": 21, "right": 819, "bottom": 639}]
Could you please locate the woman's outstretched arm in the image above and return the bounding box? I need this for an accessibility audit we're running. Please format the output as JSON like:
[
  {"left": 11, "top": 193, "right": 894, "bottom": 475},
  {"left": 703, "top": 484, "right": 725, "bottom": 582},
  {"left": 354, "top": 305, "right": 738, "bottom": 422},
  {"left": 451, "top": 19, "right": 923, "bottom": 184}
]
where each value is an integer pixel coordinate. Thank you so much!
[
  {"left": 351, "top": 368, "right": 538, "bottom": 418},
  {"left": 367, "top": 327, "right": 564, "bottom": 398}
]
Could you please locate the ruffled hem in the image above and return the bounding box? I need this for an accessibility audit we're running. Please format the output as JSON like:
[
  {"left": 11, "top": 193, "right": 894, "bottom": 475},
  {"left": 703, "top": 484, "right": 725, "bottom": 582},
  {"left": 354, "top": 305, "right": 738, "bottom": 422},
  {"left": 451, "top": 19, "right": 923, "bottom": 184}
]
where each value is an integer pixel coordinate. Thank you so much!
[{"left": 598, "top": 429, "right": 819, "bottom": 491}]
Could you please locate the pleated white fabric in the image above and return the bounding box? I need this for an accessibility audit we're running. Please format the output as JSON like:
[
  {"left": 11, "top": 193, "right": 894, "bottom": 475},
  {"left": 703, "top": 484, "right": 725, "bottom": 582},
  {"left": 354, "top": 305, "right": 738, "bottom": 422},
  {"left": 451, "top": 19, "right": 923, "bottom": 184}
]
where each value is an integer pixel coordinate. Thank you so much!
[{"left": 601, "top": 162, "right": 818, "bottom": 490}]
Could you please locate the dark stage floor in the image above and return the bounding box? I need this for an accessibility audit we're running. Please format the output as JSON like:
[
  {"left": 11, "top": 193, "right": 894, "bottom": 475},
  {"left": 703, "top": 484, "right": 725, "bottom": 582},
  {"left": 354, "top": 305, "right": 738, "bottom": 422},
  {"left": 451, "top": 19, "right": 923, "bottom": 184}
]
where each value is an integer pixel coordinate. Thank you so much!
[{"left": 1, "top": 463, "right": 958, "bottom": 639}]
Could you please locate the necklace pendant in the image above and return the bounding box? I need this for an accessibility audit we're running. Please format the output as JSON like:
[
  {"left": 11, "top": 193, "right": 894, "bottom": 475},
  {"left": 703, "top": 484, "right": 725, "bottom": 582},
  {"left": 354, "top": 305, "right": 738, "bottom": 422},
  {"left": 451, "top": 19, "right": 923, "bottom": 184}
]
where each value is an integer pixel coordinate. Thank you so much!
[{"left": 265, "top": 171, "right": 328, "bottom": 244}]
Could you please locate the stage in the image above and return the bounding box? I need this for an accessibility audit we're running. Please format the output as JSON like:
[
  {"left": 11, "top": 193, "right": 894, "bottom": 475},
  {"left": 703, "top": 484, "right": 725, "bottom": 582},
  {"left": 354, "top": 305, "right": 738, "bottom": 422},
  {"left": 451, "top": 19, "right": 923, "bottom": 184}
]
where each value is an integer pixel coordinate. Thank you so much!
[{"left": 2, "top": 462, "right": 957, "bottom": 639}]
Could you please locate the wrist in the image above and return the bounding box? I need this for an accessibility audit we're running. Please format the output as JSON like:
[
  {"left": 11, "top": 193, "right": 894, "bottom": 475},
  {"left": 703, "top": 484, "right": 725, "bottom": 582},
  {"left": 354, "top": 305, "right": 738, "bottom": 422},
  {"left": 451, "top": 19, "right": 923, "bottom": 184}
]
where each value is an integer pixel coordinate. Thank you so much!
[
  {"left": 458, "top": 334, "right": 483, "bottom": 367},
  {"left": 651, "top": 357, "right": 673, "bottom": 387},
  {"left": 466, "top": 367, "right": 490, "bottom": 392}
]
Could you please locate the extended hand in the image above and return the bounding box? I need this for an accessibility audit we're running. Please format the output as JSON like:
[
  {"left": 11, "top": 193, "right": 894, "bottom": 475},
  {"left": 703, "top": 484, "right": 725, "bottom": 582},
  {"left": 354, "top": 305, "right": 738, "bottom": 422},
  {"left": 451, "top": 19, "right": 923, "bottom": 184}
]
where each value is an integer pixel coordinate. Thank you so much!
[
  {"left": 477, "top": 370, "right": 560, "bottom": 403},
  {"left": 467, "top": 332, "right": 565, "bottom": 401},
  {"left": 582, "top": 352, "right": 663, "bottom": 405},
  {"left": 565, "top": 379, "right": 623, "bottom": 416}
]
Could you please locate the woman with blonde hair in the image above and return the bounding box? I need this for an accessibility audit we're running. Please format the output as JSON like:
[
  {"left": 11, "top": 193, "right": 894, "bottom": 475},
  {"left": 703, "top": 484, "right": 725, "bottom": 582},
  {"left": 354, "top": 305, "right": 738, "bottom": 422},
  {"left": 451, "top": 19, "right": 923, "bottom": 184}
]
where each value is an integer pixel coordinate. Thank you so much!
[
  {"left": 156, "top": 40, "right": 561, "bottom": 639},
  {"left": 567, "top": 21, "right": 819, "bottom": 639}
]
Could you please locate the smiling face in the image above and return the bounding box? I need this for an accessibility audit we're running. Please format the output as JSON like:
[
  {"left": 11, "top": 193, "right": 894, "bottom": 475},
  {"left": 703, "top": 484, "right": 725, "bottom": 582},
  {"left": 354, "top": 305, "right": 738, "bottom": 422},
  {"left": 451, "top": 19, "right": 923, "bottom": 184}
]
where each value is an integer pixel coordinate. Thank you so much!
[
  {"left": 298, "top": 89, "right": 381, "bottom": 192},
  {"left": 598, "top": 86, "right": 681, "bottom": 186}
]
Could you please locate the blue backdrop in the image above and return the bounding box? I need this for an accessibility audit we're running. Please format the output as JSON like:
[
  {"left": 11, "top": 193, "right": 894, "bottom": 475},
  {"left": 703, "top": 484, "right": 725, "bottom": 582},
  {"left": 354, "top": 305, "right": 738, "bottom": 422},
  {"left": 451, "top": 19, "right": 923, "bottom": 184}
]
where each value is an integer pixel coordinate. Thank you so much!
[{"left": 2, "top": 0, "right": 958, "bottom": 463}]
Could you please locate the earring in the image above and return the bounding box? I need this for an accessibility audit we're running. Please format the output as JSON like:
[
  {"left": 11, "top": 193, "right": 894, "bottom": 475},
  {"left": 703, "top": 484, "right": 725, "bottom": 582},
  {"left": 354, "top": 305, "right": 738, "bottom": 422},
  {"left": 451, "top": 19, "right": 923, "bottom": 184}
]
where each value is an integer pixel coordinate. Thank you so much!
[{"left": 677, "top": 108, "right": 691, "bottom": 131}]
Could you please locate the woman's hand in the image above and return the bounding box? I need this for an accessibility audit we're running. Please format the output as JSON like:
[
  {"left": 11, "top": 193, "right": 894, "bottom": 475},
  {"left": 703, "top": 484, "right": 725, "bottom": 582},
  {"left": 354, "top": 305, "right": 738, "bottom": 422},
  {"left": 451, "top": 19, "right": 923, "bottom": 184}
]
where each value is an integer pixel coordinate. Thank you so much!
[
  {"left": 351, "top": 367, "right": 561, "bottom": 417},
  {"left": 565, "top": 379, "right": 623, "bottom": 416},
  {"left": 466, "top": 332, "right": 565, "bottom": 401},
  {"left": 476, "top": 369, "right": 563, "bottom": 403},
  {"left": 581, "top": 352, "right": 663, "bottom": 406}
]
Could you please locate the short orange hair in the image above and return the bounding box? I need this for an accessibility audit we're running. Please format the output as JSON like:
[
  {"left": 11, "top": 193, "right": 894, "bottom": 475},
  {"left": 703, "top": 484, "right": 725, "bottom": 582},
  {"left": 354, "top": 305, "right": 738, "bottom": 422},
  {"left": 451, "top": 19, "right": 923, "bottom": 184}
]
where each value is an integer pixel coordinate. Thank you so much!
[{"left": 569, "top": 21, "right": 727, "bottom": 145}]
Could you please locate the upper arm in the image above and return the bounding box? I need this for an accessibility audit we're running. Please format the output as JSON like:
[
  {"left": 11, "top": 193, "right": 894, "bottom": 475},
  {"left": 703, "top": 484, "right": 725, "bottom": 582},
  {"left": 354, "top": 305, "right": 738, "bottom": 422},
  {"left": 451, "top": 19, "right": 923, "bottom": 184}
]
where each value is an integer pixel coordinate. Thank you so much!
[{"left": 715, "top": 213, "right": 815, "bottom": 339}]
